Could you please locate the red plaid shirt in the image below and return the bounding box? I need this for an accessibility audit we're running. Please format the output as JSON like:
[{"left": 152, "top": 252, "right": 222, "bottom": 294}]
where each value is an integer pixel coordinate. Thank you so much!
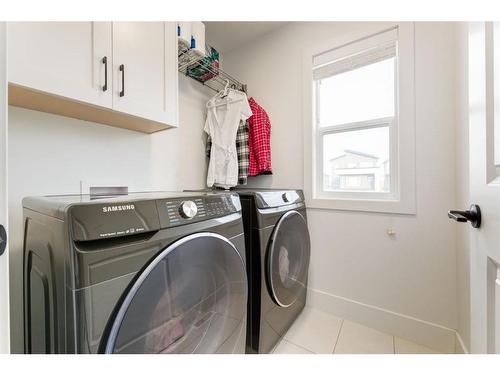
[{"left": 248, "top": 97, "right": 272, "bottom": 176}]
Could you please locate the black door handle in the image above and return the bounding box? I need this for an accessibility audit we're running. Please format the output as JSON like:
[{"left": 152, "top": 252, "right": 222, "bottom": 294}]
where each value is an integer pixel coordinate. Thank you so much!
[
  {"left": 102, "top": 56, "right": 108, "bottom": 92},
  {"left": 448, "top": 204, "right": 481, "bottom": 228},
  {"left": 0, "top": 224, "right": 6, "bottom": 256},
  {"left": 119, "top": 64, "right": 125, "bottom": 97}
]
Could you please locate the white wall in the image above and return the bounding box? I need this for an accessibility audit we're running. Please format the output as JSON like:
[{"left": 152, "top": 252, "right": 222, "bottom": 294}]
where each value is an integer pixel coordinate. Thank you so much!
[
  {"left": 7, "top": 76, "right": 210, "bottom": 353},
  {"left": 454, "top": 22, "right": 471, "bottom": 353},
  {"left": 223, "top": 22, "right": 459, "bottom": 350}
]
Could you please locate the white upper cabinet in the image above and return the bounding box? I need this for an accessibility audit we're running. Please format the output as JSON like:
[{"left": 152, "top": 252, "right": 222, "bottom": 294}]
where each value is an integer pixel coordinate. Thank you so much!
[
  {"left": 112, "top": 22, "right": 179, "bottom": 126},
  {"left": 7, "top": 22, "right": 179, "bottom": 132},
  {"left": 8, "top": 22, "right": 113, "bottom": 109}
]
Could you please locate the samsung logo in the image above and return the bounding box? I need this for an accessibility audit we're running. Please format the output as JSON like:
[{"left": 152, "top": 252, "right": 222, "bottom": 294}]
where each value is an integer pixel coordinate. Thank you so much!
[{"left": 102, "top": 204, "right": 135, "bottom": 213}]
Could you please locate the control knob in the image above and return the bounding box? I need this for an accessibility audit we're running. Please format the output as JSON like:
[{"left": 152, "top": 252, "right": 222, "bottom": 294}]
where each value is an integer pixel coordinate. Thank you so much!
[
  {"left": 179, "top": 201, "right": 198, "bottom": 219},
  {"left": 282, "top": 192, "right": 293, "bottom": 203}
]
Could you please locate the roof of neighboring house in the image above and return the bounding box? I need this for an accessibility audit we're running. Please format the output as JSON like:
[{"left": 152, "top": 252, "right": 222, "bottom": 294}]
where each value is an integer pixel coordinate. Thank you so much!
[{"left": 329, "top": 149, "right": 379, "bottom": 162}]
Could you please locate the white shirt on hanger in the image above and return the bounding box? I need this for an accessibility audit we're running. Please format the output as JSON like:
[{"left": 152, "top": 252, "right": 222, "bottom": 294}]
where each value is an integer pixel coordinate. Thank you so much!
[{"left": 204, "top": 90, "right": 252, "bottom": 189}]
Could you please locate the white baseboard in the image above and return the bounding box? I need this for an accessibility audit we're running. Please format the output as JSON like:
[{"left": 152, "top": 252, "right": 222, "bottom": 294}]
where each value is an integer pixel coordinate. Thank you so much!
[{"left": 307, "top": 288, "right": 457, "bottom": 354}]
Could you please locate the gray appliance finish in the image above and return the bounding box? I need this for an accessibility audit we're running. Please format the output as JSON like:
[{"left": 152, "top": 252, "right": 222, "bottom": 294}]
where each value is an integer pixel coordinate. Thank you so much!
[
  {"left": 22, "top": 191, "right": 247, "bottom": 354},
  {"left": 236, "top": 189, "right": 310, "bottom": 354}
]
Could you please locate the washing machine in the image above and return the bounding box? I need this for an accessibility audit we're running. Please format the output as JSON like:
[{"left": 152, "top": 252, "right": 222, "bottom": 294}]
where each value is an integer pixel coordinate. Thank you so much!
[
  {"left": 22, "top": 191, "right": 247, "bottom": 354},
  {"left": 236, "top": 189, "right": 310, "bottom": 354}
]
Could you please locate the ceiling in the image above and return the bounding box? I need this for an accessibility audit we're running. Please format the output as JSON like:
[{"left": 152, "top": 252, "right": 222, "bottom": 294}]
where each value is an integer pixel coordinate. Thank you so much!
[{"left": 205, "top": 22, "right": 288, "bottom": 53}]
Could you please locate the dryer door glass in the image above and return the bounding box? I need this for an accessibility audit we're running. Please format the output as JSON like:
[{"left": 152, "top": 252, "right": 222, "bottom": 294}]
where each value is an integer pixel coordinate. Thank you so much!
[
  {"left": 100, "top": 233, "right": 247, "bottom": 354},
  {"left": 267, "top": 211, "right": 310, "bottom": 307}
]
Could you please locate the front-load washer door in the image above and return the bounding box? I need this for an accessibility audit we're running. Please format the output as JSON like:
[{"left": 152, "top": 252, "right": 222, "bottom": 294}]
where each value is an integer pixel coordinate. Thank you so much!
[
  {"left": 100, "top": 233, "right": 247, "bottom": 354},
  {"left": 267, "top": 211, "right": 310, "bottom": 308}
]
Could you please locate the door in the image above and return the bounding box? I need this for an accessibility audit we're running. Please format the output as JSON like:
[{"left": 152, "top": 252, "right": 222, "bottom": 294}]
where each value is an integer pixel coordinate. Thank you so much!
[
  {"left": 467, "top": 22, "right": 500, "bottom": 353},
  {"left": 8, "top": 22, "right": 112, "bottom": 108},
  {"left": 0, "top": 22, "right": 9, "bottom": 353},
  {"left": 100, "top": 233, "right": 247, "bottom": 354},
  {"left": 267, "top": 211, "right": 310, "bottom": 307},
  {"left": 112, "top": 22, "right": 178, "bottom": 126}
]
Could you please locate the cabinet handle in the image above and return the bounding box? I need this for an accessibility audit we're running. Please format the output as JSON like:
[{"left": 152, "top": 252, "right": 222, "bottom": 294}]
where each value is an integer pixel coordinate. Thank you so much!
[
  {"left": 102, "top": 56, "right": 108, "bottom": 92},
  {"left": 119, "top": 64, "right": 125, "bottom": 97}
]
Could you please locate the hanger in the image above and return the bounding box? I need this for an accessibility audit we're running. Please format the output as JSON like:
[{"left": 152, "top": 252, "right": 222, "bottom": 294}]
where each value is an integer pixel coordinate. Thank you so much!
[
  {"left": 222, "top": 80, "right": 230, "bottom": 97},
  {"left": 207, "top": 79, "right": 244, "bottom": 108},
  {"left": 214, "top": 80, "right": 229, "bottom": 99}
]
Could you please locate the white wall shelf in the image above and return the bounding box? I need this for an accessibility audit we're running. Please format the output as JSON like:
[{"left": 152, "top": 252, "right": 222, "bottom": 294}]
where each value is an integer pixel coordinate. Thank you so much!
[{"left": 178, "top": 42, "right": 247, "bottom": 93}]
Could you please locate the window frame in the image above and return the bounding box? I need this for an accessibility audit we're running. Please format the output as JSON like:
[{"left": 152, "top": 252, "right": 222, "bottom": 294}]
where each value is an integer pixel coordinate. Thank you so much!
[{"left": 302, "top": 23, "right": 416, "bottom": 214}]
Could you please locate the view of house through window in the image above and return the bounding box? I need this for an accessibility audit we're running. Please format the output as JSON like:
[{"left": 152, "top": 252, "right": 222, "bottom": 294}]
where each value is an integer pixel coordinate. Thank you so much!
[
  {"left": 313, "top": 29, "right": 397, "bottom": 198},
  {"left": 323, "top": 126, "right": 390, "bottom": 192}
]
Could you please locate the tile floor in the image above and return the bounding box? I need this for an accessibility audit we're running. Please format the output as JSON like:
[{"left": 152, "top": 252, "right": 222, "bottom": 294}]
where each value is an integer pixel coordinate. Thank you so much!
[{"left": 272, "top": 307, "right": 440, "bottom": 354}]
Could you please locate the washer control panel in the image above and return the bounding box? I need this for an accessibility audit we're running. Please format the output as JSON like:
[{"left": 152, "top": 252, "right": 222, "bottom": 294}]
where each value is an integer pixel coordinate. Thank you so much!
[
  {"left": 206, "top": 198, "right": 230, "bottom": 216},
  {"left": 251, "top": 190, "right": 304, "bottom": 209},
  {"left": 158, "top": 194, "right": 239, "bottom": 228}
]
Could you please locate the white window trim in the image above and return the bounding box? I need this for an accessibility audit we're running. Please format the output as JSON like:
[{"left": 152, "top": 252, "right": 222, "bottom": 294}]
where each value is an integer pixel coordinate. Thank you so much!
[{"left": 302, "top": 23, "right": 416, "bottom": 214}]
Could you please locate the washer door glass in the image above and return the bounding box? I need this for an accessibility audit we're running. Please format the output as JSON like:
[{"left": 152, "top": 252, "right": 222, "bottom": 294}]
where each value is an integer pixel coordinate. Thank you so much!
[
  {"left": 101, "top": 233, "right": 247, "bottom": 354},
  {"left": 267, "top": 211, "right": 310, "bottom": 307}
]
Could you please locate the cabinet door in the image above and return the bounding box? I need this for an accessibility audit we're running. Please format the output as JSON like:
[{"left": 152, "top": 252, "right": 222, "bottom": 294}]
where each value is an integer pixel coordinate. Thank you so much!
[
  {"left": 112, "top": 22, "right": 178, "bottom": 126},
  {"left": 8, "top": 22, "right": 112, "bottom": 108}
]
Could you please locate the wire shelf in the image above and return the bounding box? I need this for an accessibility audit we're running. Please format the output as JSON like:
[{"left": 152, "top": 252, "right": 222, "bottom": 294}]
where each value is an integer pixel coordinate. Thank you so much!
[{"left": 178, "top": 42, "right": 247, "bottom": 94}]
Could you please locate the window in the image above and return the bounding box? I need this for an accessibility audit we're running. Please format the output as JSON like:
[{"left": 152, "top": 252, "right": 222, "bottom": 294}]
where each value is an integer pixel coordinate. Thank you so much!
[
  {"left": 303, "top": 24, "right": 416, "bottom": 213},
  {"left": 314, "top": 29, "right": 397, "bottom": 200}
]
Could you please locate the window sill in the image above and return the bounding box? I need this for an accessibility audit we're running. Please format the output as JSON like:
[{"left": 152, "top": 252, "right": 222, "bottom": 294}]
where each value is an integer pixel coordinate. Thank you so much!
[{"left": 306, "top": 196, "right": 416, "bottom": 215}]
